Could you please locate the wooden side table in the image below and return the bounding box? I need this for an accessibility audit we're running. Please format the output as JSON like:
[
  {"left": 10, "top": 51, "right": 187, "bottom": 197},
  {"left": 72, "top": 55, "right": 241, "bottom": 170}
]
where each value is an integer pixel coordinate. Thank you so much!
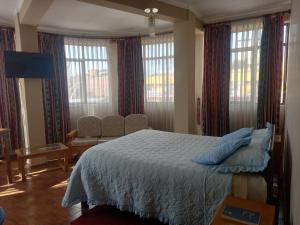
[
  {"left": 0, "top": 128, "right": 12, "bottom": 184},
  {"left": 211, "top": 196, "right": 275, "bottom": 225},
  {"left": 16, "top": 143, "right": 69, "bottom": 182}
]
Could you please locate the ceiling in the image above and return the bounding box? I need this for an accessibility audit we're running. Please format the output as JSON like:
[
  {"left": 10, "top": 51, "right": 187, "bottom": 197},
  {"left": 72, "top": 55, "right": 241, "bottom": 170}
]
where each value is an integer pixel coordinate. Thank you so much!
[
  {"left": 0, "top": 0, "right": 291, "bottom": 36},
  {"left": 0, "top": 0, "right": 172, "bottom": 36},
  {"left": 0, "top": 0, "right": 22, "bottom": 25},
  {"left": 39, "top": 0, "right": 172, "bottom": 36},
  {"left": 160, "top": 0, "right": 291, "bottom": 23}
]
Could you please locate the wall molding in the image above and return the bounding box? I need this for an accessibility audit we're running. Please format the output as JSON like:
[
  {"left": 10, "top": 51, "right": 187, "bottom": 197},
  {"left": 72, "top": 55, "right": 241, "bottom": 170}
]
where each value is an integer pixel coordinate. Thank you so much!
[
  {"left": 0, "top": 19, "right": 173, "bottom": 37},
  {"left": 0, "top": 17, "right": 13, "bottom": 27},
  {"left": 37, "top": 25, "right": 173, "bottom": 38}
]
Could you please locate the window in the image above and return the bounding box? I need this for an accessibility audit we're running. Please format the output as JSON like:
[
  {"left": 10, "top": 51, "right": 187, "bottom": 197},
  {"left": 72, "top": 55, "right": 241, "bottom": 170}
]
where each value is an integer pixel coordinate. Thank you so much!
[
  {"left": 65, "top": 38, "right": 118, "bottom": 129},
  {"left": 230, "top": 20, "right": 263, "bottom": 103},
  {"left": 142, "top": 35, "right": 174, "bottom": 103},
  {"left": 65, "top": 38, "right": 111, "bottom": 104},
  {"left": 229, "top": 19, "right": 263, "bottom": 130},
  {"left": 141, "top": 34, "right": 174, "bottom": 131},
  {"left": 230, "top": 21, "right": 289, "bottom": 104},
  {"left": 229, "top": 19, "right": 289, "bottom": 130},
  {"left": 281, "top": 23, "right": 289, "bottom": 104}
]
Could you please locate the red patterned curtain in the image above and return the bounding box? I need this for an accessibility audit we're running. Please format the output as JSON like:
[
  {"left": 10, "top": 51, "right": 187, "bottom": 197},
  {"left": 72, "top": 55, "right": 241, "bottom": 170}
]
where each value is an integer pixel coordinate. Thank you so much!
[
  {"left": 0, "top": 27, "right": 22, "bottom": 151},
  {"left": 202, "top": 23, "right": 231, "bottom": 136},
  {"left": 117, "top": 37, "right": 144, "bottom": 116},
  {"left": 38, "top": 32, "right": 70, "bottom": 143},
  {"left": 257, "top": 14, "right": 284, "bottom": 130}
]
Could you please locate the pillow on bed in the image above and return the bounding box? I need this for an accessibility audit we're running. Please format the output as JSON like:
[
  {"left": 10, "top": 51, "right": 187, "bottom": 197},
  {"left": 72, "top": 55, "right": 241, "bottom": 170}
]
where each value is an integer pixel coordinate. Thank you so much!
[
  {"left": 192, "top": 137, "right": 251, "bottom": 165},
  {"left": 216, "top": 126, "right": 273, "bottom": 173},
  {"left": 222, "top": 127, "right": 254, "bottom": 141}
]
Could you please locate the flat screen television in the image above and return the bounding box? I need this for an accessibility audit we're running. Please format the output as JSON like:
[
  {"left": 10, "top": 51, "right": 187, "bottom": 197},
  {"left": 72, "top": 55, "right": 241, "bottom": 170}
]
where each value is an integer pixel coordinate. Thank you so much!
[{"left": 4, "top": 51, "right": 54, "bottom": 79}]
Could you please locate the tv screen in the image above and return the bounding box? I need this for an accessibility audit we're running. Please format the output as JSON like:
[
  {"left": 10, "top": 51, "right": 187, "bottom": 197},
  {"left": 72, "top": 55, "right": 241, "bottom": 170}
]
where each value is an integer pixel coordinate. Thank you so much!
[{"left": 4, "top": 51, "right": 54, "bottom": 79}]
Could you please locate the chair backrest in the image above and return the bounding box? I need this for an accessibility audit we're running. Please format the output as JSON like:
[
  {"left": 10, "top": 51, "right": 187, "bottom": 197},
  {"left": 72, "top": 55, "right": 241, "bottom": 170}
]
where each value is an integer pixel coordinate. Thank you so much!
[
  {"left": 102, "top": 116, "right": 125, "bottom": 137},
  {"left": 125, "top": 114, "right": 148, "bottom": 135},
  {"left": 77, "top": 116, "right": 102, "bottom": 137}
]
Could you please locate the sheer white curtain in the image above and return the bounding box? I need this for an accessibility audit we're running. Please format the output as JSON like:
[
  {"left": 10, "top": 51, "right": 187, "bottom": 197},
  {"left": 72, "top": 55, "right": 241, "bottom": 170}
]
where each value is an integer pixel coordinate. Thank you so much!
[
  {"left": 64, "top": 37, "right": 118, "bottom": 129},
  {"left": 142, "top": 34, "right": 174, "bottom": 131},
  {"left": 230, "top": 19, "right": 263, "bottom": 131}
]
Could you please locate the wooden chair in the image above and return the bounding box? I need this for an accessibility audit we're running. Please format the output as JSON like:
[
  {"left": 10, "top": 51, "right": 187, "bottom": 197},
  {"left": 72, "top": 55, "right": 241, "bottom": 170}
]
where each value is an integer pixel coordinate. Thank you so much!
[
  {"left": 66, "top": 116, "right": 102, "bottom": 162},
  {"left": 125, "top": 114, "right": 149, "bottom": 135},
  {"left": 0, "top": 128, "right": 12, "bottom": 184}
]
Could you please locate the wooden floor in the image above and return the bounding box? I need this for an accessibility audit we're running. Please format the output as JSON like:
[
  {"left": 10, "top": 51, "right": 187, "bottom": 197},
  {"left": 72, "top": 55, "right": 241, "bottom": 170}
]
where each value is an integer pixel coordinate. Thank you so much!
[{"left": 0, "top": 160, "right": 82, "bottom": 225}]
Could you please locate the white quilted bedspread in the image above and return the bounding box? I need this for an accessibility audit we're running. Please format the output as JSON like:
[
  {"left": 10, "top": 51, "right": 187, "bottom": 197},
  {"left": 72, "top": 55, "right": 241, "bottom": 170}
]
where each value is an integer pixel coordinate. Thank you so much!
[{"left": 62, "top": 130, "right": 232, "bottom": 225}]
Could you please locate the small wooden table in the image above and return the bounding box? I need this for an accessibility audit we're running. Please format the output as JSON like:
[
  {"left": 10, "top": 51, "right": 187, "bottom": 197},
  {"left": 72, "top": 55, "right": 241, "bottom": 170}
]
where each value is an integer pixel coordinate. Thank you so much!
[
  {"left": 211, "top": 196, "right": 275, "bottom": 225},
  {"left": 16, "top": 143, "right": 69, "bottom": 182},
  {"left": 0, "top": 128, "right": 12, "bottom": 184}
]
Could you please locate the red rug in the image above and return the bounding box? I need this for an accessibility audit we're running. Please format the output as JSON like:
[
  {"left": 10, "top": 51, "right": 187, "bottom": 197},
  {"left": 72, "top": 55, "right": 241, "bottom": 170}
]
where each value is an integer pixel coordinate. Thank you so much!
[{"left": 71, "top": 205, "right": 166, "bottom": 225}]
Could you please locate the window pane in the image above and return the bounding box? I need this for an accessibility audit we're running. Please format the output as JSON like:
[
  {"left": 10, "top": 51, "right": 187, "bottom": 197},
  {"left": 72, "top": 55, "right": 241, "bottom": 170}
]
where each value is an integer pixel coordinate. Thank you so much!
[
  {"left": 281, "top": 45, "right": 286, "bottom": 104},
  {"left": 65, "top": 44, "right": 82, "bottom": 59},
  {"left": 230, "top": 20, "right": 262, "bottom": 103},
  {"left": 65, "top": 38, "right": 111, "bottom": 105},
  {"left": 85, "top": 61, "right": 110, "bottom": 103},
  {"left": 142, "top": 39, "right": 174, "bottom": 103},
  {"left": 283, "top": 24, "right": 287, "bottom": 44},
  {"left": 66, "top": 61, "right": 83, "bottom": 103}
]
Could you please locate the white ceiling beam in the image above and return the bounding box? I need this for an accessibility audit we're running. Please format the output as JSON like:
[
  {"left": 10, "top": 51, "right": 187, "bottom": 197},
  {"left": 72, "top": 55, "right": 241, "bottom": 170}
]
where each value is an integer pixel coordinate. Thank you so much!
[
  {"left": 77, "top": 0, "right": 189, "bottom": 22},
  {"left": 19, "top": 0, "right": 54, "bottom": 25}
]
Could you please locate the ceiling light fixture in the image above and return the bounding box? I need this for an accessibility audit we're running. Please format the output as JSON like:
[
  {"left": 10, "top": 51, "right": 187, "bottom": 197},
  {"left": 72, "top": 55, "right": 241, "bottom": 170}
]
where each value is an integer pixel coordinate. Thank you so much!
[{"left": 144, "top": 8, "right": 159, "bottom": 37}]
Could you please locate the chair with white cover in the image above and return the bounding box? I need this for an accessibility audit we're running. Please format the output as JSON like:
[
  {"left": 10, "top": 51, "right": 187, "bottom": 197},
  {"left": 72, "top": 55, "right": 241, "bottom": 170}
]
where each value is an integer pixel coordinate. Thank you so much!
[
  {"left": 73, "top": 116, "right": 102, "bottom": 145},
  {"left": 125, "top": 114, "right": 149, "bottom": 135},
  {"left": 67, "top": 116, "right": 102, "bottom": 162},
  {"left": 99, "top": 116, "right": 125, "bottom": 143}
]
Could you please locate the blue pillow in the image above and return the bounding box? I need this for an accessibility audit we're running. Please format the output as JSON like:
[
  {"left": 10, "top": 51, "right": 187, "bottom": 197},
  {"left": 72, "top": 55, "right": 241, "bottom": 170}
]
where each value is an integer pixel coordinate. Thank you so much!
[
  {"left": 216, "top": 128, "right": 273, "bottom": 173},
  {"left": 222, "top": 128, "right": 254, "bottom": 141},
  {"left": 266, "top": 122, "right": 273, "bottom": 129},
  {"left": 263, "top": 122, "right": 273, "bottom": 151},
  {"left": 192, "top": 137, "right": 251, "bottom": 165}
]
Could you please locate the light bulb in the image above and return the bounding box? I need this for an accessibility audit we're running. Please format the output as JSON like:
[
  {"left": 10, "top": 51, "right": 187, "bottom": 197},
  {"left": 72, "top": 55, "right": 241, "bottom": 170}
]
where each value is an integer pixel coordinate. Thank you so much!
[
  {"left": 152, "top": 8, "right": 159, "bottom": 13},
  {"left": 144, "top": 8, "right": 151, "bottom": 14}
]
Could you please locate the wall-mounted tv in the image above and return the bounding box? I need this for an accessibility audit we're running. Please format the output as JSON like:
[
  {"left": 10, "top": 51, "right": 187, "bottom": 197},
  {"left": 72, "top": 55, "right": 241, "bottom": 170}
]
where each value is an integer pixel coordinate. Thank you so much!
[{"left": 4, "top": 51, "right": 54, "bottom": 79}]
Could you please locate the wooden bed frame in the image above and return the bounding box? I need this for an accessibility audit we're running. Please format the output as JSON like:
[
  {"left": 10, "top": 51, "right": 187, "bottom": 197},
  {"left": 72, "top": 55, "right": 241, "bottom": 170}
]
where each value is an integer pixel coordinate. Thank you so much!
[
  {"left": 280, "top": 131, "right": 292, "bottom": 225},
  {"left": 262, "top": 125, "right": 277, "bottom": 204}
]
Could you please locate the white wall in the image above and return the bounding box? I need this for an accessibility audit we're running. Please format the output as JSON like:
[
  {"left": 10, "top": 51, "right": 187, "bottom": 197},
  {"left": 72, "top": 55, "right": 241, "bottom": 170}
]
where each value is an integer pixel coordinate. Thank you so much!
[
  {"left": 285, "top": 0, "right": 300, "bottom": 223},
  {"left": 14, "top": 16, "right": 46, "bottom": 149},
  {"left": 174, "top": 13, "right": 196, "bottom": 134}
]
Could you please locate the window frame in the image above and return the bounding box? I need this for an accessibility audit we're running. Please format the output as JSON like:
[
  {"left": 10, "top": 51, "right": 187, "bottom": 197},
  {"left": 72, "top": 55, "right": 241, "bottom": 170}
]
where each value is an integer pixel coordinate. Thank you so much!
[
  {"left": 65, "top": 43, "right": 110, "bottom": 104},
  {"left": 230, "top": 22, "right": 289, "bottom": 105},
  {"left": 142, "top": 38, "right": 174, "bottom": 103},
  {"left": 230, "top": 26, "right": 262, "bottom": 103}
]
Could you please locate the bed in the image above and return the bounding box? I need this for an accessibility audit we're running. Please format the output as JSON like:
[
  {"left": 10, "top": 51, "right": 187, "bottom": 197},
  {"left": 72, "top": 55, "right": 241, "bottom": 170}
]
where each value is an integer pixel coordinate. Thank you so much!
[{"left": 62, "top": 129, "right": 271, "bottom": 225}]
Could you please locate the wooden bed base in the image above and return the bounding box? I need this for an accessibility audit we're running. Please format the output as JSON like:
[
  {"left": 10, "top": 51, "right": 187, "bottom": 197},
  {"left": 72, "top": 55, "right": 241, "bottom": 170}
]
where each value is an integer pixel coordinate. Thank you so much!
[
  {"left": 81, "top": 201, "right": 89, "bottom": 211},
  {"left": 264, "top": 125, "right": 277, "bottom": 204}
]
